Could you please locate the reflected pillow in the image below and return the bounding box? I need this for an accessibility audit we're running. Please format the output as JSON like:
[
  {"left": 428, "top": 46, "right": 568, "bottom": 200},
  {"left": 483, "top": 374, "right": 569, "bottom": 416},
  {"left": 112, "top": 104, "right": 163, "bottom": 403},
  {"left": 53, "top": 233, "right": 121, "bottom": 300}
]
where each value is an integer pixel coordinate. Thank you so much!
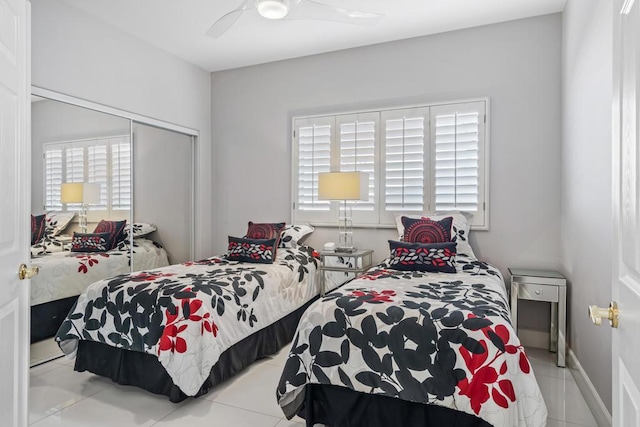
[
  {"left": 278, "top": 224, "right": 314, "bottom": 248},
  {"left": 94, "top": 220, "right": 127, "bottom": 250},
  {"left": 226, "top": 236, "right": 276, "bottom": 264},
  {"left": 401, "top": 216, "right": 452, "bottom": 244},
  {"left": 245, "top": 221, "right": 285, "bottom": 254},
  {"left": 45, "top": 211, "right": 76, "bottom": 236},
  {"left": 31, "top": 214, "right": 46, "bottom": 245},
  {"left": 71, "top": 232, "right": 112, "bottom": 253},
  {"left": 387, "top": 240, "right": 457, "bottom": 273},
  {"left": 123, "top": 222, "right": 157, "bottom": 239}
]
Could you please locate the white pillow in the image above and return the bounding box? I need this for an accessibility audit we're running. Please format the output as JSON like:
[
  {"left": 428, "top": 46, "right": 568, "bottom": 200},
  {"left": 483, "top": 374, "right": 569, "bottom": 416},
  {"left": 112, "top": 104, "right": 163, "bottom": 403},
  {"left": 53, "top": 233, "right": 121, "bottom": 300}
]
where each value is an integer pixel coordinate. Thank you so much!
[
  {"left": 279, "top": 224, "right": 314, "bottom": 248},
  {"left": 124, "top": 223, "right": 157, "bottom": 239},
  {"left": 394, "top": 211, "right": 476, "bottom": 260},
  {"left": 45, "top": 211, "right": 76, "bottom": 236}
]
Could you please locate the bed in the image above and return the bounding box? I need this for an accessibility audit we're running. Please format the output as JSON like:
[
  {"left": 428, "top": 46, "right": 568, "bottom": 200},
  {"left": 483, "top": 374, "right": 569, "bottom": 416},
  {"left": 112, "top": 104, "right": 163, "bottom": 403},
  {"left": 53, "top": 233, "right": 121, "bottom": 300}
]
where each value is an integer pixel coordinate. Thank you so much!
[
  {"left": 30, "top": 216, "right": 170, "bottom": 342},
  {"left": 55, "top": 223, "right": 320, "bottom": 402},
  {"left": 276, "top": 213, "right": 548, "bottom": 427}
]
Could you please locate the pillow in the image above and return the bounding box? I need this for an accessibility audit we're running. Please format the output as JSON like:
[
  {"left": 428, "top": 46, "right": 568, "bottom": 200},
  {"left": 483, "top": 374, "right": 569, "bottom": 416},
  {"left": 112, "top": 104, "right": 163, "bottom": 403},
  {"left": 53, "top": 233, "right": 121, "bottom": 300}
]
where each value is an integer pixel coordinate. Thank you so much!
[
  {"left": 93, "top": 220, "right": 127, "bottom": 250},
  {"left": 226, "top": 236, "right": 276, "bottom": 264},
  {"left": 401, "top": 216, "right": 452, "bottom": 244},
  {"left": 279, "top": 223, "right": 314, "bottom": 248},
  {"left": 123, "top": 222, "right": 157, "bottom": 239},
  {"left": 31, "top": 214, "right": 46, "bottom": 245},
  {"left": 45, "top": 211, "right": 76, "bottom": 236},
  {"left": 387, "top": 240, "right": 457, "bottom": 273},
  {"left": 245, "top": 221, "right": 286, "bottom": 252},
  {"left": 71, "top": 232, "right": 112, "bottom": 253},
  {"left": 395, "top": 211, "right": 476, "bottom": 260}
]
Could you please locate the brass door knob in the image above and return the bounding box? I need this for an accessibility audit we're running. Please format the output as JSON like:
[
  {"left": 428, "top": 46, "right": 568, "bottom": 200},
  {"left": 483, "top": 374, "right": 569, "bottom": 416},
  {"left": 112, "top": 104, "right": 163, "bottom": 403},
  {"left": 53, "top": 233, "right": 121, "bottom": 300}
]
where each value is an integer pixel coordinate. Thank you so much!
[
  {"left": 18, "top": 264, "right": 39, "bottom": 280},
  {"left": 588, "top": 301, "right": 619, "bottom": 328}
]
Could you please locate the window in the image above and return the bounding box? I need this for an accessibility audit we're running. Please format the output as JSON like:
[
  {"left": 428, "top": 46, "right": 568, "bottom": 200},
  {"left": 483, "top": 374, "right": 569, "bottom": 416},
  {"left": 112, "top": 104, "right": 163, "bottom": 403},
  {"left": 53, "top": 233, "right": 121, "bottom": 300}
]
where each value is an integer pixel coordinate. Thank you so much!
[
  {"left": 43, "top": 135, "right": 131, "bottom": 213},
  {"left": 292, "top": 100, "right": 488, "bottom": 229}
]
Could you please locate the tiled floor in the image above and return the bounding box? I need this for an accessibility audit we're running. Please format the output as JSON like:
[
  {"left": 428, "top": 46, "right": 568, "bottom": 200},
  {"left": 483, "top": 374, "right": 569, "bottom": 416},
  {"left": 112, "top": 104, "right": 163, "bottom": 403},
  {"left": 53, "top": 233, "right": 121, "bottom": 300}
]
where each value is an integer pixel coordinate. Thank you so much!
[{"left": 29, "top": 342, "right": 599, "bottom": 426}]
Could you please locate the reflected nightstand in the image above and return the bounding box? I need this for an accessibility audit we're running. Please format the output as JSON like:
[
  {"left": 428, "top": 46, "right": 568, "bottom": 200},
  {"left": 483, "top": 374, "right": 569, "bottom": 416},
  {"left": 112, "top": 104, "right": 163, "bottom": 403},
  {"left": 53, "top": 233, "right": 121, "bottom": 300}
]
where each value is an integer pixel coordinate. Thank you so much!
[{"left": 319, "top": 249, "right": 374, "bottom": 296}]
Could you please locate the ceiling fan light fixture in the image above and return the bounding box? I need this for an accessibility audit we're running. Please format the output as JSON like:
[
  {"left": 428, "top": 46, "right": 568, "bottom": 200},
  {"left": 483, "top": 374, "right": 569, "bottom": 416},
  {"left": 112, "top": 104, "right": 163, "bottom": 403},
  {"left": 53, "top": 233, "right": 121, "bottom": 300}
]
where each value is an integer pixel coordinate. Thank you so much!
[{"left": 257, "top": 0, "right": 289, "bottom": 20}]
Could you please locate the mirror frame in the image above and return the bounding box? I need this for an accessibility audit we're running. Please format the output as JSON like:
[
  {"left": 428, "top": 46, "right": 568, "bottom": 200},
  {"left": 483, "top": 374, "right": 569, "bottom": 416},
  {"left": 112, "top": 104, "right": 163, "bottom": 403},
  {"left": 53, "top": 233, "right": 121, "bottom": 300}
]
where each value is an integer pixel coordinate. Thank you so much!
[{"left": 31, "top": 86, "right": 198, "bottom": 263}]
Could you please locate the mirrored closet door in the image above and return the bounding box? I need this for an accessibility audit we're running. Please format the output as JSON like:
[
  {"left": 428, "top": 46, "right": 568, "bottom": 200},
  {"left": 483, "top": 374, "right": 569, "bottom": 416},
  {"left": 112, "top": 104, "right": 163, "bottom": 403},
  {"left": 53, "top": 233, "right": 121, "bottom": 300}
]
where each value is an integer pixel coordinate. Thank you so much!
[{"left": 29, "top": 90, "right": 196, "bottom": 363}]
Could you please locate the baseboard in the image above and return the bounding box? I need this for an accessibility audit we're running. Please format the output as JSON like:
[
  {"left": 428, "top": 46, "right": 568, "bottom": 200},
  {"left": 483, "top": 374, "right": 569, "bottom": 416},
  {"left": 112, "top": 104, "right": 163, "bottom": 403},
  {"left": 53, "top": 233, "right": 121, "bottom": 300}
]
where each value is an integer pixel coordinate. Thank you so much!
[
  {"left": 517, "top": 328, "right": 550, "bottom": 349},
  {"left": 567, "top": 348, "right": 612, "bottom": 427}
]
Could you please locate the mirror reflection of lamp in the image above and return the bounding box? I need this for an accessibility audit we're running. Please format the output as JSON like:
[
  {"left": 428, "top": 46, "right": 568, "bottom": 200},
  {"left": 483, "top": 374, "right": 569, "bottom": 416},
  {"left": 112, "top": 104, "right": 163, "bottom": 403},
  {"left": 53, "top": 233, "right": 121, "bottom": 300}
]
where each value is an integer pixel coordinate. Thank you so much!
[
  {"left": 60, "top": 182, "right": 101, "bottom": 233},
  {"left": 318, "top": 171, "right": 369, "bottom": 253}
]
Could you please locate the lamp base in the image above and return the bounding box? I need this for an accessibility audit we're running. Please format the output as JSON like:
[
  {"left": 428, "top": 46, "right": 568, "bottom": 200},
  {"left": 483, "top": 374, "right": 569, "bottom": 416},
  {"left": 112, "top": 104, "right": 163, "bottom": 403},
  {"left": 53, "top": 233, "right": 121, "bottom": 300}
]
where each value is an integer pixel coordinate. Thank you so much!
[{"left": 335, "top": 246, "right": 357, "bottom": 253}]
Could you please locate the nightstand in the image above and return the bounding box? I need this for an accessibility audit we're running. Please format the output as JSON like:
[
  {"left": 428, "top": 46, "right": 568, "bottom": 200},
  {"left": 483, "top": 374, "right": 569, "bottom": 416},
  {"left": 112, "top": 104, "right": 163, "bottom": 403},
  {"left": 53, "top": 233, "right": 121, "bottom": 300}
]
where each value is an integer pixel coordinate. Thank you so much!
[
  {"left": 509, "top": 268, "right": 567, "bottom": 367},
  {"left": 319, "top": 249, "right": 374, "bottom": 296}
]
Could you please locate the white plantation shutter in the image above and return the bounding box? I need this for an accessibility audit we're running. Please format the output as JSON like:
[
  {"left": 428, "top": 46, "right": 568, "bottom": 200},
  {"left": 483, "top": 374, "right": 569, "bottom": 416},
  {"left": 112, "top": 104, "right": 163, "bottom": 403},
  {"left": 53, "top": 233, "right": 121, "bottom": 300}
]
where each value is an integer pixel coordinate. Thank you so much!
[
  {"left": 44, "top": 149, "right": 63, "bottom": 210},
  {"left": 431, "top": 101, "right": 487, "bottom": 227},
  {"left": 337, "top": 113, "right": 378, "bottom": 224},
  {"left": 43, "top": 135, "right": 132, "bottom": 216},
  {"left": 88, "top": 144, "right": 108, "bottom": 210},
  {"left": 111, "top": 138, "right": 131, "bottom": 210},
  {"left": 382, "top": 108, "right": 429, "bottom": 223},
  {"left": 291, "top": 99, "right": 489, "bottom": 229},
  {"left": 293, "top": 117, "right": 333, "bottom": 223}
]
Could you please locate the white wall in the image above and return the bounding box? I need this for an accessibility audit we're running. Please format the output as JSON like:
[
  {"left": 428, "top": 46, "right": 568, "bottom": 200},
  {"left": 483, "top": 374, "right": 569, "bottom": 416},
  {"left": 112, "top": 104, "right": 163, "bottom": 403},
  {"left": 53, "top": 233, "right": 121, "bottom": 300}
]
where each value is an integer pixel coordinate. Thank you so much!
[
  {"left": 30, "top": 0, "right": 213, "bottom": 258},
  {"left": 561, "top": 0, "right": 613, "bottom": 412},
  {"left": 31, "top": 98, "right": 130, "bottom": 215},
  {"left": 211, "top": 14, "right": 563, "bottom": 332}
]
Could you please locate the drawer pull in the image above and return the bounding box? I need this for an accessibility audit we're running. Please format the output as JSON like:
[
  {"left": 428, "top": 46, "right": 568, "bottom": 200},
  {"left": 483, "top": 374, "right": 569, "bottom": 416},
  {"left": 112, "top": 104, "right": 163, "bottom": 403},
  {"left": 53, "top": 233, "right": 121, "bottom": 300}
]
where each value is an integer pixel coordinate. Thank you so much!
[{"left": 534, "top": 290, "right": 541, "bottom": 295}]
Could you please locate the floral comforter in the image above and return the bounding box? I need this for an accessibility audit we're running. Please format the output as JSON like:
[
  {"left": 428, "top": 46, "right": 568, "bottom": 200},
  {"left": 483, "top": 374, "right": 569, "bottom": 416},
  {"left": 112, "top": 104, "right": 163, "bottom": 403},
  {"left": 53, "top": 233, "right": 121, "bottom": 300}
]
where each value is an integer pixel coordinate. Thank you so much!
[
  {"left": 277, "top": 258, "right": 547, "bottom": 427},
  {"left": 31, "top": 238, "right": 169, "bottom": 306},
  {"left": 56, "top": 246, "right": 319, "bottom": 396}
]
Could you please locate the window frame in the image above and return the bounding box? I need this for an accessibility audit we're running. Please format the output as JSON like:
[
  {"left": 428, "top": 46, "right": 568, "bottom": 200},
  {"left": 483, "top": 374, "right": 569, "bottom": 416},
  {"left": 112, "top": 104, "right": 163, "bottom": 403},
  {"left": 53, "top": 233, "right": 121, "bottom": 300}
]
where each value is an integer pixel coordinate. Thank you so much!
[
  {"left": 42, "top": 134, "right": 132, "bottom": 219},
  {"left": 291, "top": 97, "right": 490, "bottom": 230}
]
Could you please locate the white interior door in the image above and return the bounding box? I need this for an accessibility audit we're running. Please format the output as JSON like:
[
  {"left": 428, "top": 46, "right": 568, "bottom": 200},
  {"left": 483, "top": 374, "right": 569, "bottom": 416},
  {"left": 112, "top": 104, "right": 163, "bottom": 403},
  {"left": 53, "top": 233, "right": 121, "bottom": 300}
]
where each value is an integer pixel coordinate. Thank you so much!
[
  {"left": 0, "top": 0, "right": 30, "bottom": 425},
  {"left": 612, "top": 0, "right": 640, "bottom": 425}
]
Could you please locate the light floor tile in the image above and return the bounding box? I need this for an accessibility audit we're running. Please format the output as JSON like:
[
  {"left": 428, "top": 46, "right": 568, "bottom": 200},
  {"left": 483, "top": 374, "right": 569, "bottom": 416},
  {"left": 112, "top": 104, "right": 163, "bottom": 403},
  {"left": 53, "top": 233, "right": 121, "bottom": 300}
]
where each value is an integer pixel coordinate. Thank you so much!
[
  {"left": 28, "top": 345, "right": 601, "bottom": 427},
  {"left": 29, "top": 363, "right": 113, "bottom": 425},
  {"left": 537, "top": 374, "right": 598, "bottom": 427},
  {"left": 31, "top": 385, "right": 183, "bottom": 427},
  {"left": 263, "top": 346, "right": 292, "bottom": 368},
  {"left": 208, "top": 361, "right": 285, "bottom": 418},
  {"left": 153, "top": 399, "right": 281, "bottom": 427}
]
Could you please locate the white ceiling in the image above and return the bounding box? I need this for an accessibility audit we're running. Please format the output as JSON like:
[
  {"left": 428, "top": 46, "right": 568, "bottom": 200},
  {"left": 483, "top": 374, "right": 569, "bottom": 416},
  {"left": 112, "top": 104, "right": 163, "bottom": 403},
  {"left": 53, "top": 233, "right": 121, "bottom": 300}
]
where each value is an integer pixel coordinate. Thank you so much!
[{"left": 60, "top": 0, "right": 566, "bottom": 72}]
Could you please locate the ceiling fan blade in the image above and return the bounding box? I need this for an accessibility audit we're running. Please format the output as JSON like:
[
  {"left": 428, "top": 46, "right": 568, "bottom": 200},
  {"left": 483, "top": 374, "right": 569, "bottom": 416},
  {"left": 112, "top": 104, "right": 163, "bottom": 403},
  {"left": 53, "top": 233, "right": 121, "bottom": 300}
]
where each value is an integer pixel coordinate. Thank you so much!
[
  {"left": 206, "top": 0, "right": 250, "bottom": 38},
  {"left": 285, "top": 0, "right": 383, "bottom": 26}
]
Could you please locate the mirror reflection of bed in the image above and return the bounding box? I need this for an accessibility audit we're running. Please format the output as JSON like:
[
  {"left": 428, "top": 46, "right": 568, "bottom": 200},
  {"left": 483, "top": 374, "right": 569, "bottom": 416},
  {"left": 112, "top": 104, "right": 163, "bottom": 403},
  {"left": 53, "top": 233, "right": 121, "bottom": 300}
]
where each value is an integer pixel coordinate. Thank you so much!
[{"left": 29, "top": 93, "right": 195, "bottom": 366}]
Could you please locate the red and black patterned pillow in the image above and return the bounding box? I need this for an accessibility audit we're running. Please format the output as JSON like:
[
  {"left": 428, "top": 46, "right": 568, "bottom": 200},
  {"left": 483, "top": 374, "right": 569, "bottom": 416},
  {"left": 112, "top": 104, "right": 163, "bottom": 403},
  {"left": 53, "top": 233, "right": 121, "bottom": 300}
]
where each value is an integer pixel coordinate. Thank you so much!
[
  {"left": 401, "top": 216, "right": 453, "bottom": 244},
  {"left": 71, "top": 232, "right": 112, "bottom": 253},
  {"left": 387, "top": 240, "right": 457, "bottom": 273},
  {"left": 245, "top": 221, "right": 285, "bottom": 254},
  {"left": 93, "top": 220, "right": 127, "bottom": 250},
  {"left": 226, "top": 236, "right": 276, "bottom": 264},
  {"left": 31, "top": 214, "right": 46, "bottom": 245}
]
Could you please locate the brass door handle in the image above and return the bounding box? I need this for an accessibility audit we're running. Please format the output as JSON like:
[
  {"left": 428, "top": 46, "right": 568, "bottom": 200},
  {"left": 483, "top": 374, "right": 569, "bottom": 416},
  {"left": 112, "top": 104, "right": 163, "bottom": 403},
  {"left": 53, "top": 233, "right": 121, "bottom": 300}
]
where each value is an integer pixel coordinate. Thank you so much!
[
  {"left": 18, "top": 264, "right": 39, "bottom": 280},
  {"left": 588, "top": 301, "right": 618, "bottom": 328}
]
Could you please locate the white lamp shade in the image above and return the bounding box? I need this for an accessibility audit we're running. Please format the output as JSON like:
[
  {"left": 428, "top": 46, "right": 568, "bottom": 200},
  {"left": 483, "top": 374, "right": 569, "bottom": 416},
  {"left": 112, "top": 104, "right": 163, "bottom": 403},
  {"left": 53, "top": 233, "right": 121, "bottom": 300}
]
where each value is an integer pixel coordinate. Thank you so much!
[
  {"left": 318, "top": 172, "right": 369, "bottom": 201},
  {"left": 60, "top": 182, "right": 101, "bottom": 204}
]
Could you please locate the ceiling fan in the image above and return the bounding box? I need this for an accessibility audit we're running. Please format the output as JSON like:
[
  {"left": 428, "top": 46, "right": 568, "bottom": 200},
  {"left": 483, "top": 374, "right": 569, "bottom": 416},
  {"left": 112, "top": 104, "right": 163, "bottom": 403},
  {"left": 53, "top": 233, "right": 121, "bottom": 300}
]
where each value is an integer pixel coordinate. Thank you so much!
[{"left": 206, "top": 0, "right": 384, "bottom": 38}]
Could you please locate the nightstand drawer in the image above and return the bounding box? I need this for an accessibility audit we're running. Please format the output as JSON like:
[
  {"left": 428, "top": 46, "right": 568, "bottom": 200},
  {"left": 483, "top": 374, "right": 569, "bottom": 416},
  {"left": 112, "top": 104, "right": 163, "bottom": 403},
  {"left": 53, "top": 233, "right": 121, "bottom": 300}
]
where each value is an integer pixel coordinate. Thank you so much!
[{"left": 519, "top": 283, "right": 558, "bottom": 302}]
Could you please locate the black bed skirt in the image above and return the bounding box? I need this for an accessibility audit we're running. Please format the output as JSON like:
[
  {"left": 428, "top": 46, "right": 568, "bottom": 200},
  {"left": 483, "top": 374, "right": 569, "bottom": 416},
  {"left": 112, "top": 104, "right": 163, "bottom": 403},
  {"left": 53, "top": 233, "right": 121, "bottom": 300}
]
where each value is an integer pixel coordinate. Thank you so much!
[
  {"left": 74, "top": 298, "right": 316, "bottom": 402},
  {"left": 31, "top": 296, "right": 78, "bottom": 343},
  {"left": 297, "top": 384, "right": 493, "bottom": 427}
]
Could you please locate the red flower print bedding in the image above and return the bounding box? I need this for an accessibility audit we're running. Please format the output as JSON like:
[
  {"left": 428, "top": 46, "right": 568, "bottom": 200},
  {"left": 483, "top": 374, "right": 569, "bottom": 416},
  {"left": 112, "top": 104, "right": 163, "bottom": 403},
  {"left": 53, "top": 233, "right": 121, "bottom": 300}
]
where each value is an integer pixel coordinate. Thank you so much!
[
  {"left": 277, "top": 258, "right": 547, "bottom": 427},
  {"left": 56, "top": 245, "right": 319, "bottom": 396},
  {"left": 31, "top": 238, "right": 169, "bottom": 306}
]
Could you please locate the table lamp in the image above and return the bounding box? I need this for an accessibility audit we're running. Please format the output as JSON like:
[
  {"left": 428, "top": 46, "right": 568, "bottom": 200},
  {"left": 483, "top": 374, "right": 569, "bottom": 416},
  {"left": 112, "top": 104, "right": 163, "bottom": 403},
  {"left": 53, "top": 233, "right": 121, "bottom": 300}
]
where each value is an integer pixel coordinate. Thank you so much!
[
  {"left": 60, "top": 182, "right": 101, "bottom": 233},
  {"left": 318, "top": 171, "right": 369, "bottom": 252}
]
